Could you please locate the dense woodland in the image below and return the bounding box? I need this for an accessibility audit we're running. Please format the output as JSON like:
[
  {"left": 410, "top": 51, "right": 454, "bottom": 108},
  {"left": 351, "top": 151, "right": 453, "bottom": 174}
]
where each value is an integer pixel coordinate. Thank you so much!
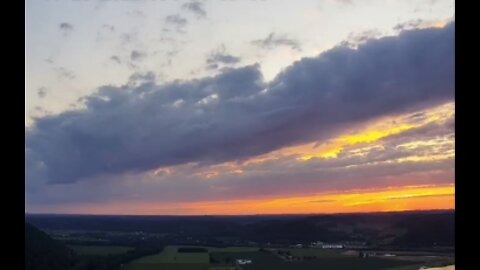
[{"left": 25, "top": 223, "right": 162, "bottom": 270}]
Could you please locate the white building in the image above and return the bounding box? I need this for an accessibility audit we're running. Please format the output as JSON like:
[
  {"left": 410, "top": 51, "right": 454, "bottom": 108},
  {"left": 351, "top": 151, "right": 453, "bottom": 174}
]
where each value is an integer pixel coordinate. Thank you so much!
[
  {"left": 321, "top": 244, "right": 343, "bottom": 249},
  {"left": 236, "top": 259, "right": 252, "bottom": 265}
]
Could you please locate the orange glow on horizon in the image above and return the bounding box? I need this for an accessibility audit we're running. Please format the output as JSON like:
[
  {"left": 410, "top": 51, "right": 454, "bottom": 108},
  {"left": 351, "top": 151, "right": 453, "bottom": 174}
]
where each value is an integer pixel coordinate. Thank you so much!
[{"left": 50, "top": 184, "right": 454, "bottom": 215}]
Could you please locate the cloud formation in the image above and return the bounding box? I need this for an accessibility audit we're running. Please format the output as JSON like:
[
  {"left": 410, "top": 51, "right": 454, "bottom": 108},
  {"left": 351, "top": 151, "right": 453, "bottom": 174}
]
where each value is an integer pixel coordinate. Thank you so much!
[
  {"left": 182, "top": 1, "right": 207, "bottom": 19},
  {"left": 26, "top": 23, "right": 454, "bottom": 186},
  {"left": 53, "top": 67, "right": 75, "bottom": 80},
  {"left": 128, "top": 71, "right": 156, "bottom": 86},
  {"left": 393, "top": 18, "right": 451, "bottom": 32},
  {"left": 206, "top": 45, "right": 241, "bottom": 70},
  {"left": 341, "top": 29, "right": 383, "bottom": 48},
  {"left": 37, "top": 87, "right": 48, "bottom": 98},
  {"left": 130, "top": 50, "right": 146, "bottom": 62},
  {"left": 102, "top": 24, "right": 115, "bottom": 32},
  {"left": 252, "top": 33, "right": 302, "bottom": 51},
  {"left": 59, "top": 22, "right": 74, "bottom": 36},
  {"left": 110, "top": 55, "right": 121, "bottom": 65},
  {"left": 165, "top": 14, "right": 188, "bottom": 32}
]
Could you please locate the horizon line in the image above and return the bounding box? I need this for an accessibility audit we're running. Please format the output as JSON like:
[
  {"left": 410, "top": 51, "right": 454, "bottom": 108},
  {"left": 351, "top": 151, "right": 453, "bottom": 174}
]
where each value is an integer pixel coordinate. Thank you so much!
[{"left": 25, "top": 208, "right": 455, "bottom": 217}]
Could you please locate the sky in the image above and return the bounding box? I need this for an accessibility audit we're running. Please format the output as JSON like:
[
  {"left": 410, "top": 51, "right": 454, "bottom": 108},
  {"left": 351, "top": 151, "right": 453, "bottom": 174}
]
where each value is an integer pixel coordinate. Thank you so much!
[{"left": 25, "top": 0, "right": 455, "bottom": 215}]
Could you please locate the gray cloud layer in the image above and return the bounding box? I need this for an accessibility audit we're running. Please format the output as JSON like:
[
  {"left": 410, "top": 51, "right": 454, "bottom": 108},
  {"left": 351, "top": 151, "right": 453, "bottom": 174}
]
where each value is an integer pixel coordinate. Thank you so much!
[{"left": 26, "top": 23, "right": 454, "bottom": 185}]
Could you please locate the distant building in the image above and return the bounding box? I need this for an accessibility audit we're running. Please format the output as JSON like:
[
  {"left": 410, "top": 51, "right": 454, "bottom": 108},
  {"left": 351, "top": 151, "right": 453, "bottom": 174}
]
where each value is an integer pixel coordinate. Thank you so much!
[
  {"left": 321, "top": 244, "right": 343, "bottom": 249},
  {"left": 236, "top": 259, "right": 252, "bottom": 265},
  {"left": 359, "top": 252, "right": 376, "bottom": 258},
  {"left": 310, "top": 241, "right": 323, "bottom": 248},
  {"left": 343, "top": 241, "right": 367, "bottom": 249}
]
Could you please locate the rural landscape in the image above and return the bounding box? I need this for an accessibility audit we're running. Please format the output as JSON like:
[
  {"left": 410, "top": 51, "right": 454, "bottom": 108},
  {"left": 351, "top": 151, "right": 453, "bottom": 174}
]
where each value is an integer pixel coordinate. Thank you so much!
[
  {"left": 25, "top": 210, "right": 454, "bottom": 270},
  {"left": 26, "top": 0, "right": 454, "bottom": 269}
]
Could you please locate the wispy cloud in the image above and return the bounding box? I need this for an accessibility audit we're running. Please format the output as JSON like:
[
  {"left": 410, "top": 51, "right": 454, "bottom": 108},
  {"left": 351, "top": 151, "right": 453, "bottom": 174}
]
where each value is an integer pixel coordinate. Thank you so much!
[
  {"left": 182, "top": 1, "right": 207, "bottom": 19},
  {"left": 393, "top": 18, "right": 450, "bottom": 32},
  {"left": 128, "top": 71, "right": 156, "bottom": 86},
  {"left": 37, "top": 87, "right": 48, "bottom": 98},
  {"left": 206, "top": 45, "right": 241, "bottom": 70},
  {"left": 53, "top": 67, "right": 75, "bottom": 80},
  {"left": 165, "top": 14, "right": 188, "bottom": 33},
  {"left": 252, "top": 33, "right": 302, "bottom": 51},
  {"left": 59, "top": 22, "right": 74, "bottom": 37},
  {"left": 130, "top": 50, "right": 147, "bottom": 62},
  {"left": 341, "top": 29, "right": 383, "bottom": 48},
  {"left": 110, "top": 55, "right": 121, "bottom": 65},
  {"left": 127, "top": 10, "right": 145, "bottom": 18},
  {"left": 102, "top": 24, "right": 115, "bottom": 32}
]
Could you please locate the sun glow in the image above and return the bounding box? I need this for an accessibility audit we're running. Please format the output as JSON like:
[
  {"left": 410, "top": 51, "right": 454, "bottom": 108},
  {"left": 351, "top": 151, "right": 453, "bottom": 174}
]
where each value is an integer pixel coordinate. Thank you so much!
[{"left": 61, "top": 184, "right": 454, "bottom": 215}]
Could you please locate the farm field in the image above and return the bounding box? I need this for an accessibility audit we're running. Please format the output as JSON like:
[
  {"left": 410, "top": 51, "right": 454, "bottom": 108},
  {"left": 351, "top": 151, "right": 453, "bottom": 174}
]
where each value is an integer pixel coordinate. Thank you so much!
[
  {"left": 211, "top": 251, "right": 418, "bottom": 270},
  {"left": 125, "top": 263, "right": 210, "bottom": 270},
  {"left": 274, "top": 248, "right": 349, "bottom": 258},
  {"left": 68, "top": 245, "right": 134, "bottom": 256},
  {"left": 125, "top": 246, "right": 258, "bottom": 270},
  {"left": 125, "top": 245, "right": 420, "bottom": 270}
]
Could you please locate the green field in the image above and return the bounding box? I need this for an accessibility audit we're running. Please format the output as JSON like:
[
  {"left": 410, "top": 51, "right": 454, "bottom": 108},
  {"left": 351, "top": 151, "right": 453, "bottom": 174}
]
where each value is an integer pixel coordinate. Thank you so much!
[
  {"left": 126, "top": 246, "right": 420, "bottom": 270},
  {"left": 277, "top": 248, "right": 349, "bottom": 258},
  {"left": 125, "top": 263, "right": 210, "bottom": 270},
  {"left": 211, "top": 251, "right": 419, "bottom": 270},
  {"left": 69, "top": 245, "right": 134, "bottom": 256},
  {"left": 126, "top": 246, "right": 260, "bottom": 270},
  {"left": 130, "top": 246, "right": 210, "bottom": 264}
]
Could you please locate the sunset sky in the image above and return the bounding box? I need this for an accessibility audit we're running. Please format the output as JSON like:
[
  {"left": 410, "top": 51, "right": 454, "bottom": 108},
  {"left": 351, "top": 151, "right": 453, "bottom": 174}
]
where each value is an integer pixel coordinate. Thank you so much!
[{"left": 25, "top": 0, "right": 455, "bottom": 215}]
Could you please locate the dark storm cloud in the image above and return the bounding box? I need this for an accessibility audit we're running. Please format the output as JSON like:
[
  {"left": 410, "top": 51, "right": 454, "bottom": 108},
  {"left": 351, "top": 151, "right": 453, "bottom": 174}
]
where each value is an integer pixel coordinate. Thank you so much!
[
  {"left": 252, "top": 33, "right": 302, "bottom": 51},
  {"left": 26, "top": 23, "right": 455, "bottom": 185},
  {"left": 182, "top": 1, "right": 207, "bottom": 19}
]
